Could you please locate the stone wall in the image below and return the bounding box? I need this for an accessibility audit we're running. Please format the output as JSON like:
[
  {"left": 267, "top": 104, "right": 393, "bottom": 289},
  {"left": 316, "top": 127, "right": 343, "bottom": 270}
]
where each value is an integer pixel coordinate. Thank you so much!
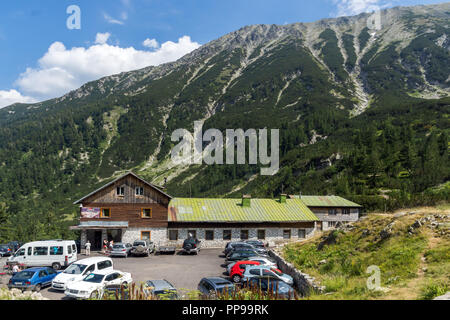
[
  {"left": 122, "top": 227, "right": 167, "bottom": 245},
  {"left": 268, "top": 248, "right": 324, "bottom": 296},
  {"left": 168, "top": 227, "right": 316, "bottom": 248}
]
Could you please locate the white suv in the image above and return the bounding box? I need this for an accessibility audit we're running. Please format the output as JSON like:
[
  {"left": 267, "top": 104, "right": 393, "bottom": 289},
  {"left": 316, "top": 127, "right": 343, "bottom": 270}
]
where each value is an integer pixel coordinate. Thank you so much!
[{"left": 52, "top": 257, "right": 113, "bottom": 291}]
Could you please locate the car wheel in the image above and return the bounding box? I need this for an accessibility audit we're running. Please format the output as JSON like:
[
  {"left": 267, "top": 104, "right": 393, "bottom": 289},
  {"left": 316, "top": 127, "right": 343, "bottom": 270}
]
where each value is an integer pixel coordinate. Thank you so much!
[
  {"left": 34, "top": 284, "right": 41, "bottom": 292},
  {"left": 232, "top": 275, "right": 242, "bottom": 283},
  {"left": 52, "top": 262, "right": 61, "bottom": 270}
]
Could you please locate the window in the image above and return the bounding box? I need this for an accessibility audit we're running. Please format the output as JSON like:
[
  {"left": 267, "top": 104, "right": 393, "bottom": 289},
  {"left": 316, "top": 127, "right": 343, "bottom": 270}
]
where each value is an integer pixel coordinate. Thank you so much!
[
  {"left": 101, "top": 208, "right": 111, "bottom": 218},
  {"left": 39, "top": 270, "right": 47, "bottom": 278},
  {"left": 116, "top": 186, "right": 125, "bottom": 196},
  {"left": 187, "top": 230, "right": 196, "bottom": 238},
  {"left": 135, "top": 187, "right": 144, "bottom": 196},
  {"left": 47, "top": 268, "right": 56, "bottom": 275},
  {"left": 50, "top": 246, "right": 63, "bottom": 255},
  {"left": 33, "top": 247, "right": 48, "bottom": 256},
  {"left": 328, "top": 221, "right": 337, "bottom": 228},
  {"left": 141, "top": 231, "right": 151, "bottom": 240},
  {"left": 223, "top": 230, "right": 232, "bottom": 240},
  {"left": 83, "top": 264, "right": 95, "bottom": 275},
  {"left": 15, "top": 248, "right": 25, "bottom": 257},
  {"left": 262, "top": 269, "right": 274, "bottom": 276},
  {"left": 141, "top": 208, "right": 152, "bottom": 219},
  {"left": 257, "top": 229, "right": 266, "bottom": 240},
  {"left": 136, "top": 187, "right": 144, "bottom": 196},
  {"left": 249, "top": 269, "right": 261, "bottom": 275},
  {"left": 283, "top": 229, "right": 291, "bottom": 239},
  {"left": 328, "top": 209, "right": 337, "bottom": 215},
  {"left": 27, "top": 247, "right": 31, "bottom": 256},
  {"left": 298, "top": 229, "right": 306, "bottom": 239},
  {"left": 240, "top": 230, "right": 249, "bottom": 240},
  {"left": 342, "top": 208, "right": 350, "bottom": 215},
  {"left": 67, "top": 246, "right": 72, "bottom": 254},
  {"left": 97, "top": 260, "right": 112, "bottom": 270},
  {"left": 205, "top": 230, "right": 214, "bottom": 241},
  {"left": 168, "top": 230, "right": 178, "bottom": 241}
]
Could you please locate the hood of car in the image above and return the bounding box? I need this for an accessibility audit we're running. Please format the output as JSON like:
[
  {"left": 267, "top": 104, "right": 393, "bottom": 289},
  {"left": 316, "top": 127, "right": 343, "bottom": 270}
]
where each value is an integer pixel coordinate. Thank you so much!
[
  {"left": 54, "top": 272, "right": 83, "bottom": 283},
  {"left": 280, "top": 274, "right": 293, "bottom": 283},
  {"left": 67, "top": 281, "right": 102, "bottom": 292}
]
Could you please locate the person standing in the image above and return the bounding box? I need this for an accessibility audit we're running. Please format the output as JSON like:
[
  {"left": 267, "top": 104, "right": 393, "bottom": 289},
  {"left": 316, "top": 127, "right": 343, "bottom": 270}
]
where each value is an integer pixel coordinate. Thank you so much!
[
  {"left": 103, "top": 239, "right": 108, "bottom": 254},
  {"left": 85, "top": 240, "right": 91, "bottom": 256}
]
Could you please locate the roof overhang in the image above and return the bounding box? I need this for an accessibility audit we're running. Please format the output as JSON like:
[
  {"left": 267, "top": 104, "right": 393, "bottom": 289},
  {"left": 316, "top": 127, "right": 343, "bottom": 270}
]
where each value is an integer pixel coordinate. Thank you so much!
[{"left": 70, "top": 221, "right": 129, "bottom": 230}]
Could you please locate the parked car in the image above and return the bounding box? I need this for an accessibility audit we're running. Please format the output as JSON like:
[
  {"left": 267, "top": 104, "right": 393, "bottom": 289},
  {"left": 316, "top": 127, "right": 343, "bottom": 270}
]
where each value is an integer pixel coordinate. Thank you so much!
[
  {"left": 226, "top": 255, "right": 276, "bottom": 274},
  {"left": 225, "top": 244, "right": 268, "bottom": 257},
  {"left": 8, "top": 267, "right": 58, "bottom": 292},
  {"left": 131, "top": 240, "right": 154, "bottom": 257},
  {"left": 225, "top": 250, "right": 268, "bottom": 263},
  {"left": 52, "top": 257, "right": 114, "bottom": 291},
  {"left": 230, "top": 260, "right": 261, "bottom": 283},
  {"left": 144, "top": 279, "right": 178, "bottom": 299},
  {"left": 0, "top": 244, "right": 12, "bottom": 257},
  {"left": 224, "top": 242, "right": 255, "bottom": 256},
  {"left": 246, "top": 256, "right": 277, "bottom": 268},
  {"left": 110, "top": 243, "right": 132, "bottom": 258},
  {"left": 244, "top": 240, "right": 267, "bottom": 248},
  {"left": 246, "top": 277, "right": 295, "bottom": 299},
  {"left": 7, "top": 240, "right": 77, "bottom": 270},
  {"left": 241, "top": 266, "right": 293, "bottom": 285},
  {"left": 181, "top": 237, "right": 201, "bottom": 255},
  {"left": 197, "top": 277, "right": 235, "bottom": 298},
  {"left": 7, "top": 241, "right": 22, "bottom": 253},
  {"left": 64, "top": 269, "right": 132, "bottom": 299}
]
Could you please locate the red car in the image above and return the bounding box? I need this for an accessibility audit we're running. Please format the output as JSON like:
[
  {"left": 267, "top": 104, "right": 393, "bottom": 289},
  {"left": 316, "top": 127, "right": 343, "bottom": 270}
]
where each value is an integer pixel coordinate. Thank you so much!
[{"left": 230, "top": 261, "right": 261, "bottom": 283}]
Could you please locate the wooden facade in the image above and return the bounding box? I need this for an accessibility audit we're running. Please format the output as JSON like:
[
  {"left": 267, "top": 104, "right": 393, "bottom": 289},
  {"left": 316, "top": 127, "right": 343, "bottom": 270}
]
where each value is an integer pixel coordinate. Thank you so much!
[{"left": 75, "top": 173, "right": 172, "bottom": 228}]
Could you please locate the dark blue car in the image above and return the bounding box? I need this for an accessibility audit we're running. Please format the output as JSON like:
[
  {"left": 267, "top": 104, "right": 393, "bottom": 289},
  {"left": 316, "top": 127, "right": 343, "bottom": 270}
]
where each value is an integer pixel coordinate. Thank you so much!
[{"left": 8, "top": 267, "right": 58, "bottom": 292}]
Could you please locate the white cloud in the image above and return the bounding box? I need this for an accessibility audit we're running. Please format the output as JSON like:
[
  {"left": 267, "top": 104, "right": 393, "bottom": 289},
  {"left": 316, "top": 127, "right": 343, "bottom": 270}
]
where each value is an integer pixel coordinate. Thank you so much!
[
  {"left": 0, "top": 89, "right": 36, "bottom": 108},
  {"left": 142, "top": 38, "right": 159, "bottom": 49},
  {"left": 103, "top": 12, "right": 125, "bottom": 25},
  {"left": 95, "top": 32, "right": 111, "bottom": 45},
  {"left": 14, "top": 35, "right": 201, "bottom": 100},
  {"left": 333, "top": 0, "right": 384, "bottom": 16}
]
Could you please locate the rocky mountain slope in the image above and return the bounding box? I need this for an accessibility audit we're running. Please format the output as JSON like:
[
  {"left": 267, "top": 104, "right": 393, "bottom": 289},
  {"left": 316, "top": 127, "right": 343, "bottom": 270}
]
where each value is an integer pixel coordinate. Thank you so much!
[{"left": 0, "top": 3, "right": 448, "bottom": 236}]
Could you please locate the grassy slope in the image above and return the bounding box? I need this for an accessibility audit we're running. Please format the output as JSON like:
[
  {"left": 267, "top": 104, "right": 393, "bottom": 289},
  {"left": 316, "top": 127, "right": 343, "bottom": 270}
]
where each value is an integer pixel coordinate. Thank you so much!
[{"left": 282, "top": 206, "right": 450, "bottom": 300}]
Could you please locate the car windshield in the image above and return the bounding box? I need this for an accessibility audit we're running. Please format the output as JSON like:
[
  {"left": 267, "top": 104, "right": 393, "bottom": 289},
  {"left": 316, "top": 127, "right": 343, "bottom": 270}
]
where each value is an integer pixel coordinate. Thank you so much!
[
  {"left": 64, "top": 264, "right": 87, "bottom": 274},
  {"left": 14, "top": 271, "right": 35, "bottom": 279},
  {"left": 133, "top": 241, "right": 145, "bottom": 246},
  {"left": 83, "top": 273, "right": 105, "bottom": 283},
  {"left": 113, "top": 244, "right": 125, "bottom": 249}
]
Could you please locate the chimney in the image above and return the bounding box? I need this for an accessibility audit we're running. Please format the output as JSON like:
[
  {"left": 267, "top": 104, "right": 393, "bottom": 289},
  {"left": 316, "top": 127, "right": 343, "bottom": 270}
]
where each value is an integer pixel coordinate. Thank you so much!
[
  {"left": 280, "top": 194, "right": 287, "bottom": 204},
  {"left": 242, "top": 194, "right": 251, "bottom": 207}
]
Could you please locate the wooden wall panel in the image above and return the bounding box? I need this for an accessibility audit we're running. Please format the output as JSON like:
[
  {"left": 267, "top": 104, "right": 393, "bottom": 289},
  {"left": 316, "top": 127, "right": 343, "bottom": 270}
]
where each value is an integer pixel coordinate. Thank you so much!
[
  {"left": 80, "top": 202, "right": 168, "bottom": 228},
  {"left": 83, "top": 175, "right": 169, "bottom": 205}
]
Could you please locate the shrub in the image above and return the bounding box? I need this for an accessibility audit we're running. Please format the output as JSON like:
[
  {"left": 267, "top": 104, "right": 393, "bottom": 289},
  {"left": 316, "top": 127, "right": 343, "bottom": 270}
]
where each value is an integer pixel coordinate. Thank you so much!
[{"left": 420, "top": 282, "right": 448, "bottom": 300}]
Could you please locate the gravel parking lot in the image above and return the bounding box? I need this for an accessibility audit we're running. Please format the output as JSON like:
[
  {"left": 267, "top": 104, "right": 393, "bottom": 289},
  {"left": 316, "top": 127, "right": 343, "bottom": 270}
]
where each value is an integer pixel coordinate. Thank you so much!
[{"left": 1, "top": 249, "right": 226, "bottom": 300}]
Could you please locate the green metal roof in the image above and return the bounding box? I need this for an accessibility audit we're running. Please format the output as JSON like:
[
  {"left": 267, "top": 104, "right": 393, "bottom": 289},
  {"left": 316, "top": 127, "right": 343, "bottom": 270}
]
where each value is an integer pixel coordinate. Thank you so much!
[
  {"left": 291, "top": 195, "right": 362, "bottom": 208},
  {"left": 168, "top": 198, "right": 318, "bottom": 222}
]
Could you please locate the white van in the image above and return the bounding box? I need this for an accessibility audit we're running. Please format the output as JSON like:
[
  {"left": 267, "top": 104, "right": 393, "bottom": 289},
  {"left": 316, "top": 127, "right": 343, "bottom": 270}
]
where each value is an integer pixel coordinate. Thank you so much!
[
  {"left": 7, "top": 240, "right": 77, "bottom": 270},
  {"left": 52, "top": 257, "right": 114, "bottom": 291}
]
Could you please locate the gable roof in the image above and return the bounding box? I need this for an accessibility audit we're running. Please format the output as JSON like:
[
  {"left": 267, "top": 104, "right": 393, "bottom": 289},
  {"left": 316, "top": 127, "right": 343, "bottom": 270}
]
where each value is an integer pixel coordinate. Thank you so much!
[
  {"left": 290, "top": 195, "right": 362, "bottom": 208},
  {"left": 168, "top": 198, "right": 318, "bottom": 222},
  {"left": 73, "top": 172, "right": 172, "bottom": 204}
]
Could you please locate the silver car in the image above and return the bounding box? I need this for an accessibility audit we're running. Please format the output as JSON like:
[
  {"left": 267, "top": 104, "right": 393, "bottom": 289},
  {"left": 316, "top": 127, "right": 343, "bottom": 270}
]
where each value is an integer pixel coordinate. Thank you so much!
[
  {"left": 226, "top": 256, "right": 277, "bottom": 275},
  {"left": 242, "top": 266, "right": 293, "bottom": 285},
  {"left": 109, "top": 243, "right": 132, "bottom": 258}
]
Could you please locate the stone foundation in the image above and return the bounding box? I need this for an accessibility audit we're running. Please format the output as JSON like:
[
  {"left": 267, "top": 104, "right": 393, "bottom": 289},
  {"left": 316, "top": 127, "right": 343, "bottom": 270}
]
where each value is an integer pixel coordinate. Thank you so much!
[{"left": 168, "top": 227, "right": 316, "bottom": 248}]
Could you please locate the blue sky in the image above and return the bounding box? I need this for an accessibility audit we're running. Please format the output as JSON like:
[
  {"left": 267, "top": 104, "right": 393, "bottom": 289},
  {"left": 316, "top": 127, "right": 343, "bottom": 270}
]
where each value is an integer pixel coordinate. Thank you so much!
[{"left": 0, "top": 0, "right": 446, "bottom": 107}]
